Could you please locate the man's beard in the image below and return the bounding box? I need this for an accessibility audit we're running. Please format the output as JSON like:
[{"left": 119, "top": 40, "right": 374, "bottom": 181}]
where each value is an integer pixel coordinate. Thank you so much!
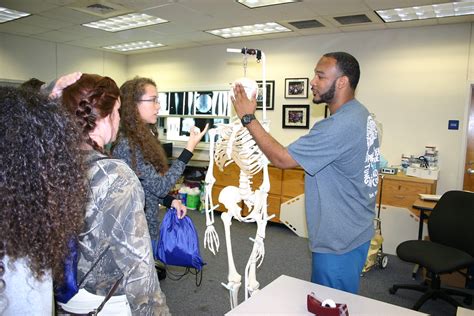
[{"left": 313, "top": 80, "right": 336, "bottom": 105}]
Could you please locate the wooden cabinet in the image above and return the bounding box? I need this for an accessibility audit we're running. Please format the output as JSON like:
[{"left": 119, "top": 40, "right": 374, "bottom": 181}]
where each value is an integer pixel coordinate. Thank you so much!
[
  {"left": 378, "top": 173, "right": 437, "bottom": 214},
  {"left": 211, "top": 164, "right": 304, "bottom": 223},
  {"left": 281, "top": 169, "right": 305, "bottom": 198},
  {"left": 211, "top": 165, "right": 436, "bottom": 222}
]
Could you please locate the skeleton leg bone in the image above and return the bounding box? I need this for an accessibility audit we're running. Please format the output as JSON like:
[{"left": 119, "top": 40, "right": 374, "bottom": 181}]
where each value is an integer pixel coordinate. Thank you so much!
[{"left": 221, "top": 211, "right": 242, "bottom": 309}]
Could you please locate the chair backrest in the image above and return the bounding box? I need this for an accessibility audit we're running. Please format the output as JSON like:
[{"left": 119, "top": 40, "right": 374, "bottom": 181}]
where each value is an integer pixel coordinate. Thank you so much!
[{"left": 428, "top": 190, "right": 474, "bottom": 257}]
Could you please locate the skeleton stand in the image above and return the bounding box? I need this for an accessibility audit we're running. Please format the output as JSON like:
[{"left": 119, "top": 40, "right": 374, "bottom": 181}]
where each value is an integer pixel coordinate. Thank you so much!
[{"left": 204, "top": 48, "right": 273, "bottom": 309}]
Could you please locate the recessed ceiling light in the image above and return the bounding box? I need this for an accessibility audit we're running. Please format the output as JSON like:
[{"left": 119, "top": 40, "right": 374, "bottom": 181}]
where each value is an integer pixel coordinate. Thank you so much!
[
  {"left": 206, "top": 22, "right": 291, "bottom": 38},
  {"left": 237, "top": 0, "right": 301, "bottom": 9},
  {"left": 83, "top": 13, "right": 167, "bottom": 32},
  {"left": 0, "top": 6, "right": 30, "bottom": 23},
  {"left": 103, "top": 41, "right": 164, "bottom": 52},
  {"left": 375, "top": 1, "right": 474, "bottom": 23}
]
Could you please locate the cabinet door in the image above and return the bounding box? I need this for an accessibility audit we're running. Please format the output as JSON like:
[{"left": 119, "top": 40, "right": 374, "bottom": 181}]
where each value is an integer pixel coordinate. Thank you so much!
[
  {"left": 282, "top": 169, "right": 305, "bottom": 198},
  {"left": 251, "top": 166, "right": 282, "bottom": 195},
  {"left": 267, "top": 194, "right": 282, "bottom": 223},
  {"left": 381, "top": 179, "right": 433, "bottom": 209}
]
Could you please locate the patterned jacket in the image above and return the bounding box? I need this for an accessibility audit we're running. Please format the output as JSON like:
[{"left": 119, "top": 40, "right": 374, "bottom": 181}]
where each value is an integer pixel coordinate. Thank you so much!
[
  {"left": 77, "top": 151, "right": 170, "bottom": 315},
  {"left": 112, "top": 137, "right": 192, "bottom": 240}
]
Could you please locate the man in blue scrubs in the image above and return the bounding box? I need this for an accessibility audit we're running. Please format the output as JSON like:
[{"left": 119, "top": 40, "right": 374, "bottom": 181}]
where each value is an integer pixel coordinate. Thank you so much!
[{"left": 232, "top": 52, "right": 380, "bottom": 294}]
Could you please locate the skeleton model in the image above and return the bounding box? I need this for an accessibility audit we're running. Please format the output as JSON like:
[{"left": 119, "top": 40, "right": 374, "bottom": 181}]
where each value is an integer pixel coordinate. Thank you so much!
[{"left": 203, "top": 48, "right": 274, "bottom": 309}]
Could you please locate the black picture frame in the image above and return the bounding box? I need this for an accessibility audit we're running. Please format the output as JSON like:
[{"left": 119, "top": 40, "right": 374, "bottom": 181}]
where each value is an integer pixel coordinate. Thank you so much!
[
  {"left": 285, "top": 78, "right": 309, "bottom": 99},
  {"left": 256, "top": 80, "right": 275, "bottom": 110},
  {"left": 282, "top": 104, "right": 310, "bottom": 129}
]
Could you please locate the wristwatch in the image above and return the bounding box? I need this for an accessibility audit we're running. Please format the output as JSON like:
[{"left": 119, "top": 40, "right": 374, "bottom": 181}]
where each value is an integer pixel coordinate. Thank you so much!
[{"left": 241, "top": 114, "right": 256, "bottom": 126}]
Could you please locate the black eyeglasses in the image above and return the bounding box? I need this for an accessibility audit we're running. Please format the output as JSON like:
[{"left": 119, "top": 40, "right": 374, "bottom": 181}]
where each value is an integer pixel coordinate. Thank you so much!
[{"left": 137, "top": 96, "right": 160, "bottom": 104}]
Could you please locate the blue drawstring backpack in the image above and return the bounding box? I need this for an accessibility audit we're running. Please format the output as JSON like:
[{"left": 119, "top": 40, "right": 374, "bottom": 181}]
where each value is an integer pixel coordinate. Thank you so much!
[
  {"left": 157, "top": 208, "right": 205, "bottom": 271},
  {"left": 55, "top": 237, "right": 80, "bottom": 303},
  {"left": 55, "top": 239, "right": 113, "bottom": 304},
  {"left": 55, "top": 156, "right": 109, "bottom": 304}
]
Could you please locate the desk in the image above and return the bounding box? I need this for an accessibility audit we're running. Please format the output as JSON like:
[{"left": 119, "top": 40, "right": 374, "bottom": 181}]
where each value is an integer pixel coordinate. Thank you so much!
[
  {"left": 412, "top": 198, "right": 437, "bottom": 240},
  {"left": 226, "top": 275, "right": 427, "bottom": 315},
  {"left": 411, "top": 198, "right": 437, "bottom": 278}
]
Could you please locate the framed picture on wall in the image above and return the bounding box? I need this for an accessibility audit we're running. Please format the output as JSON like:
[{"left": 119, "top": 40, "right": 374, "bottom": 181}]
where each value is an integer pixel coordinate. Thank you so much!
[
  {"left": 282, "top": 104, "right": 310, "bottom": 129},
  {"left": 285, "top": 78, "right": 309, "bottom": 99},
  {"left": 256, "top": 80, "right": 275, "bottom": 110}
]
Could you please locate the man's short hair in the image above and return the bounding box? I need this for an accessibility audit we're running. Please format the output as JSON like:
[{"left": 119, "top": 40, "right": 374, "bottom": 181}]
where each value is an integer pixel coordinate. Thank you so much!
[
  {"left": 324, "top": 52, "right": 360, "bottom": 90},
  {"left": 20, "top": 78, "right": 46, "bottom": 92}
]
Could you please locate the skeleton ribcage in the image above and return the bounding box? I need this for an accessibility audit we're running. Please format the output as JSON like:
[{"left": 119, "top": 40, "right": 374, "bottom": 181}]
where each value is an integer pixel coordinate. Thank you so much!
[{"left": 214, "top": 121, "right": 264, "bottom": 177}]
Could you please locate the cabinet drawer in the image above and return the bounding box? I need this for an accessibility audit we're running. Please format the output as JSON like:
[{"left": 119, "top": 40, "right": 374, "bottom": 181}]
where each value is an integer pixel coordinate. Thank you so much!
[
  {"left": 282, "top": 169, "right": 305, "bottom": 197},
  {"left": 381, "top": 179, "right": 433, "bottom": 209}
]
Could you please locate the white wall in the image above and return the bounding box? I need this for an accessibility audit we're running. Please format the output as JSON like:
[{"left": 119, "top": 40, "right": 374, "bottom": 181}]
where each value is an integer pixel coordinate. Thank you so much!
[
  {"left": 1, "top": 23, "right": 472, "bottom": 194},
  {"left": 0, "top": 33, "right": 127, "bottom": 85},
  {"left": 128, "top": 23, "right": 473, "bottom": 194}
]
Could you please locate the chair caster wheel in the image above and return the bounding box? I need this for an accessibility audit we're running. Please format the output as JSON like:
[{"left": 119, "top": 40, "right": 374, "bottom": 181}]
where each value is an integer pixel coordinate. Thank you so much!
[{"left": 378, "top": 255, "right": 388, "bottom": 269}]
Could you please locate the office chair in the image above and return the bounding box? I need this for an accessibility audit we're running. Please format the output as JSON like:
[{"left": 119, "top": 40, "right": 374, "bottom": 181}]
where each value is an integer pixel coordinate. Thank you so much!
[{"left": 389, "top": 190, "right": 474, "bottom": 311}]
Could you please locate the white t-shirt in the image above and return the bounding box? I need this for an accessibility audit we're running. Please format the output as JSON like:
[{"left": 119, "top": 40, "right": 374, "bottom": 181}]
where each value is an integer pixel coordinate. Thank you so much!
[{"left": 3, "top": 256, "right": 52, "bottom": 315}]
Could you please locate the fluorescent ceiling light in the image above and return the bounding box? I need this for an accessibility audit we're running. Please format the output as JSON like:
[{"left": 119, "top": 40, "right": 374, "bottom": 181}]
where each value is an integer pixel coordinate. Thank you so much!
[
  {"left": 83, "top": 13, "right": 167, "bottom": 32},
  {"left": 103, "top": 41, "right": 164, "bottom": 52},
  {"left": 237, "top": 0, "right": 301, "bottom": 9},
  {"left": 376, "top": 1, "right": 474, "bottom": 23},
  {"left": 207, "top": 22, "right": 291, "bottom": 38},
  {"left": 0, "top": 6, "right": 30, "bottom": 23}
]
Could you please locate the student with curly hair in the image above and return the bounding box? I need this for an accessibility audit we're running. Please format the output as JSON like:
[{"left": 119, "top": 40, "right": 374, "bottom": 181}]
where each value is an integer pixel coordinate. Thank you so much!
[
  {"left": 0, "top": 86, "right": 87, "bottom": 315},
  {"left": 61, "top": 74, "right": 170, "bottom": 315},
  {"left": 112, "top": 77, "right": 207, "bottom": 269}
]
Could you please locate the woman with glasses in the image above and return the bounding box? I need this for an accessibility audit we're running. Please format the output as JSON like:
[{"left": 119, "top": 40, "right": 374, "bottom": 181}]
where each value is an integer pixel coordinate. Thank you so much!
[{"left": 112, "top": 77, "right": 207, "bottom": 277}]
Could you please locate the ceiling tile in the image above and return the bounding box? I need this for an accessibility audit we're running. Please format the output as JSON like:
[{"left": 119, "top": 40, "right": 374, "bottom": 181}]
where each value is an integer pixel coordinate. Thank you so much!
[
  {"left": 0, "top": 0, "right": 472, "bottom": 54},
  {"left": 0, "top": 21, "right": 50, "bottom": 35},
  {"left": 30, "top": 29, "right": 91, "bottom": 42},
  {"left": 38, "top": 6, "right": 100, "bottom": 24},
  {"left": 0, "top": 0, "right": 58, "bottom": 14},
  {"left": 16, "top": 14, "right": 73, "bottom": 29}
]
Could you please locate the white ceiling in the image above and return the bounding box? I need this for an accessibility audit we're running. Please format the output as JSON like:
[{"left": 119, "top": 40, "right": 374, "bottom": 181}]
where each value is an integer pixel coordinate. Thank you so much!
[{"left": 0, "top": 0, "right": 473, "bottom": 55}]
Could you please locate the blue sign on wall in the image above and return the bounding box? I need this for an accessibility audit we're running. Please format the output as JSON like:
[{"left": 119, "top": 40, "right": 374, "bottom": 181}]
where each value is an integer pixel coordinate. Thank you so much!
[{"left": 448, "top": 120, "right": 459, "bottom": 130}]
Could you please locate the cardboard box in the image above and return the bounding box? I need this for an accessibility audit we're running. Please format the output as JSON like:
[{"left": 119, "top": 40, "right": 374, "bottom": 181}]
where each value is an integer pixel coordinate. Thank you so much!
[
  {"left": 406, "top": 167, "right": 439, "bottom": 180},
  {"left": 423, "top": 268, "right": 467, "bottom": 288}
]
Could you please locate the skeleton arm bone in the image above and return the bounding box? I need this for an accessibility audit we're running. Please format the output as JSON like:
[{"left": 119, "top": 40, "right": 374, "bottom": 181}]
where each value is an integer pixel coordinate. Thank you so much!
[
  {"left": 204, "top": 128, "right": 220, "bottom": 255},
  {"left": 259, "top": 156, "right": 270, "bottom": 193}
]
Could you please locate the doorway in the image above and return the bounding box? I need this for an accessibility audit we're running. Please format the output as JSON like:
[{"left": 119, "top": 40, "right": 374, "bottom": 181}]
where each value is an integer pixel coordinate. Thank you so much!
[{"left": 463, "top": 86, "right": 474, "bottom": 191}]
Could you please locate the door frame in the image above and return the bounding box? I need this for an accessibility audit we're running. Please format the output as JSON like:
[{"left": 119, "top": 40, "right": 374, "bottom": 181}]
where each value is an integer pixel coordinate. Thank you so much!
[{"left": 458, "top": 82, "right": 474, "bottom": 189}]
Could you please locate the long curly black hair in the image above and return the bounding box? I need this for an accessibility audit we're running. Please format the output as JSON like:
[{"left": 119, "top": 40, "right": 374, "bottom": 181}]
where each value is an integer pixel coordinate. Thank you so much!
[
  {"left": 0, "top": 86, "right": 87, "bottom": 282},
  {"left": 113, "top": 77, "right": 169, "bottom": 174}
]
